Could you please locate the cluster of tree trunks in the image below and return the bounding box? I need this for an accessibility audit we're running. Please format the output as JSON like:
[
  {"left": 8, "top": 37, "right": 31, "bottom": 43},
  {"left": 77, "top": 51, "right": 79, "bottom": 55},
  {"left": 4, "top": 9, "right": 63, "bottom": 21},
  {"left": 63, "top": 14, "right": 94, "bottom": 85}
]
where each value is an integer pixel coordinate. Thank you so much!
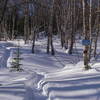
[{"left": 0, "top": 0, "right": 100, "bottom": 69}]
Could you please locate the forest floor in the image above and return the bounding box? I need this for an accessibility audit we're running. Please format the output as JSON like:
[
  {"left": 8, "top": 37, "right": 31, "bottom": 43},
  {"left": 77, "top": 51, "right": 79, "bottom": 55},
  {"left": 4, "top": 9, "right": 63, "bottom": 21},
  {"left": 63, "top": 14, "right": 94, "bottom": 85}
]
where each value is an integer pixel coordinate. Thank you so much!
[{"left": 0, "top": 37, "right": 100, "bottom": 100}]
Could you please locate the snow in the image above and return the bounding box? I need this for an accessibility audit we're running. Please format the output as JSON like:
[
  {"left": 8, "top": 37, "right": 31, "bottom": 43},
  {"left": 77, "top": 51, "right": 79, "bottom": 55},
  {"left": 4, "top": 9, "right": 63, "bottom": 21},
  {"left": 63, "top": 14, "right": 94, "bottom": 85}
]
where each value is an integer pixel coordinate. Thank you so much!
[{"left": 0, "top": 38, "right": 100, "bottom": 100}]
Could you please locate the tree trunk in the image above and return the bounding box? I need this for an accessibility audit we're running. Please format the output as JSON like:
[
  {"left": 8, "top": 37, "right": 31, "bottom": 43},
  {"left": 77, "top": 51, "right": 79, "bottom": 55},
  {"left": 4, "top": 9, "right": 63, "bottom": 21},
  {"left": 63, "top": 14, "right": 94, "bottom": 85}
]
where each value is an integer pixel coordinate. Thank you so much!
[
  {"left": 94, "top": 0, "right": 100, "bottom": 57},
  {"left": 47, "top": 0, "right": 55, "bottom": 55},
  {"left": 12, "top": 13, "right": 16, "bottom": 40},
  {"left": 32, "top": 30, "right": 36, "bottom": 53},
  {"left": 88, "top": 0, "right": 92, "bottom": 61},
  {"left": 0, "top": 0, "right": 8, "bottom": 24},
  {"left": 94, "top": 33, "right": 99, "bottom": 57},
  {"left": 82, "top": 0, "right": 91, "bottom": 70},
  {"left": 24, "top": 0, "right": 29, "bottom": 44},
  {"left": 68, "top": 0, "right": 75, "bottom": 54},
  {"left": 47, "top": 32, "right": 50, "bottom": 54}
]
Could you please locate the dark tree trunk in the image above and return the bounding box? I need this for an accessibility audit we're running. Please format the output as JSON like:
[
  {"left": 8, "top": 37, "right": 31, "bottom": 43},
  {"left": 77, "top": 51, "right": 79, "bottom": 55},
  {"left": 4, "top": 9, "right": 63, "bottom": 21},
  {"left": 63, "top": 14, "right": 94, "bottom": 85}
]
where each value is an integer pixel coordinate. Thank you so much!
[
  {"left": 32, "top": 31, "right": 36, "bottom": 53},
  {"left": 47, "top": 0, "right": 55, "bottom": 55},
  {"left": 0, "top": 0, "right": 8, "bottom": 24}
]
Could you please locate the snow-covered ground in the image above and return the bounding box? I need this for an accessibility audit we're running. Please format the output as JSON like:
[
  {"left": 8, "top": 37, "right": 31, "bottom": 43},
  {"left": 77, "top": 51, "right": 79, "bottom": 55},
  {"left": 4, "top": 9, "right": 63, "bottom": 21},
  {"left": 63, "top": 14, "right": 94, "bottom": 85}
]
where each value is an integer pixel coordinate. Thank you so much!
[{"left": 0, "top": 38, "right": 100, "bottom": 100}]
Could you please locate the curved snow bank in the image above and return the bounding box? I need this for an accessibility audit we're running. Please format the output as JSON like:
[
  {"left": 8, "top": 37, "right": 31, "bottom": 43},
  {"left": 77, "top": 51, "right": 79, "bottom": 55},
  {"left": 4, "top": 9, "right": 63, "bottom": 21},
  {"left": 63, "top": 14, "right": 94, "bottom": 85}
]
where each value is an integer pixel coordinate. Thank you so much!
[
  {"left": 23, "top": 72, "right": 44, "bottom": 100},
  {"left": 0, "top": 94, "right": 23, "bottom": 100},
  {"left": 38, "top": 63, "right": 100, "bottom": 100},
  {"left": 0, "top": 69, "right": 29, "bottom": 100},
  {"left": 0, "top": 67, "right": 45, "bottom": 100}
]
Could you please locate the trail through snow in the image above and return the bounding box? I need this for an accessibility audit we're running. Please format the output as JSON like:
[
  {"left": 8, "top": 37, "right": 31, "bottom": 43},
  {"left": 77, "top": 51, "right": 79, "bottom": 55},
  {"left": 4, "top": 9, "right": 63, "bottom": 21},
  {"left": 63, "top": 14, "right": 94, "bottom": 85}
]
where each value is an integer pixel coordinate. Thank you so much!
[{"left": 0, "top": 39, "right": 100, "bottom": 100}]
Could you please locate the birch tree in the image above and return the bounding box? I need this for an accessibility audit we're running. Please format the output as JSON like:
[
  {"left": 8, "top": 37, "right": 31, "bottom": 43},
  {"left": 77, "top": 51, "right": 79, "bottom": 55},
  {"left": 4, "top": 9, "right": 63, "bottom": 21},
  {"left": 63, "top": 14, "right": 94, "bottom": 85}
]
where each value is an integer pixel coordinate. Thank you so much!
[
  {"left": 82, "top": 0, "right": 91, "bottom": 70},
  {"left": 24, "top": 0, "right": 29, "bottom": 44},
  {"left": 93, "top": 0, "right": 100, "bottom": 57}
]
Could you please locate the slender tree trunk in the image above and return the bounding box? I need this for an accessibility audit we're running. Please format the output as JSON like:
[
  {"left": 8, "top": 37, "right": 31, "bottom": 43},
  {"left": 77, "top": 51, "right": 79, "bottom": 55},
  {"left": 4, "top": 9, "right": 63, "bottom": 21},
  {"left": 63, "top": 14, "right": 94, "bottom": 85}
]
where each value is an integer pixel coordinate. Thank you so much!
[
  {"left": 94, "top": 0, "right": 100, "bottom": 57},
  {"left": 64, "top": 33, "right": 68, "bottom": 49},
  {"left": 12, "top": 13, "right": 16, "bottom": 40},
  {"left": 32, "top": 30, "right": 36, "bottom": 53},
  {"left": 47, "top": 0, "right": 55, "bottom": 55},
  {"left": 94, "top": 32, "right": 99, "bottom": 57},
  {"left": 89, "top": 0, "right": 92, "bottom": 61},
  {"left": 68, "top": 0, "right": 75, "bottom": 54},
  {"left": 0, "top": 23, "right": 2, "bottom": 40},
  {"left": 61, "top": 31, "right": 64, "bottom": 48},
  {"left": 0, "top": 0, "right": 8, "bottom": 24},
  {"left": 47, "top": 32, "right": 50, "bottom": 54},
  {"left": 24, "top": 0, "right": 29, "bottom": 44},
  {"left": 82, "top": 0, "right": 91, "bottom": 70}
]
